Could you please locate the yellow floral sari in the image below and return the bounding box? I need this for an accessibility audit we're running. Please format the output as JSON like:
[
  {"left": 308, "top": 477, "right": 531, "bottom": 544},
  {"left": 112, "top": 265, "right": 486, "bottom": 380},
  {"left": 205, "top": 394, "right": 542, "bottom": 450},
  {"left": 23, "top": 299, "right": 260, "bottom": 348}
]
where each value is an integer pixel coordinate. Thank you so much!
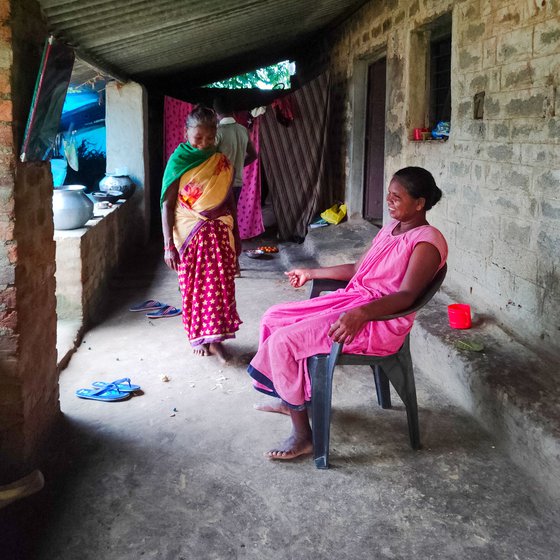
[{"left": 172, "top": 152, "right": 241, "bottom": 347}]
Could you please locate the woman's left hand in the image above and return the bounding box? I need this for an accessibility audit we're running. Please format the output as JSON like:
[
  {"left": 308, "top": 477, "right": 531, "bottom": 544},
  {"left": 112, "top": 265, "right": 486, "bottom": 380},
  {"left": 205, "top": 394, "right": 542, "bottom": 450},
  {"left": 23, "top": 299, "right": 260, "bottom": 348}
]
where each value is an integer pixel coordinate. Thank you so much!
[
  {"left": 164, "top": 247, "right": 180, "bottom": 271},
  {"left": 328, "top": 308, "right": 368, "bottom": 344}
]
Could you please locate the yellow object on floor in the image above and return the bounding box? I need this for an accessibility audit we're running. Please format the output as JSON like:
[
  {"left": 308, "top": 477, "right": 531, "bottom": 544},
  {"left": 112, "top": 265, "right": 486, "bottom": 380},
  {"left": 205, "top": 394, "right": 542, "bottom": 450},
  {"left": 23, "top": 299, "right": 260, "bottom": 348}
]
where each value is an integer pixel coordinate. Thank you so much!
[{"left": 320, "top": 203, "right": 347, "bottom": 225}]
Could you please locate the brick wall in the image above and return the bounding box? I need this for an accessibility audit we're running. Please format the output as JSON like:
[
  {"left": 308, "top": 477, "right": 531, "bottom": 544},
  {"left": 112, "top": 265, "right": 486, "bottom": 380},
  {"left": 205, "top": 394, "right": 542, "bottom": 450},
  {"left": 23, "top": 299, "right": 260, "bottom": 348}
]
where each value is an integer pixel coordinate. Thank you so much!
[
  {"left": 0, "top": 0, "right": 57, "bottom": 480},
  {"left": 303, "top": 0, "right": 560, "bottom": 359}
]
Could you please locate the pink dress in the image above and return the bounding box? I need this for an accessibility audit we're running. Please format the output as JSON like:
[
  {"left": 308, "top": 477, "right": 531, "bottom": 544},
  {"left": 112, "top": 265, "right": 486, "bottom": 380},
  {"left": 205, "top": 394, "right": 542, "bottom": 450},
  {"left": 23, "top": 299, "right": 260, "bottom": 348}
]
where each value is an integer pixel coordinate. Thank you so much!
[{"left": 248, "top": 221, "right": 448, "bottom": 408}]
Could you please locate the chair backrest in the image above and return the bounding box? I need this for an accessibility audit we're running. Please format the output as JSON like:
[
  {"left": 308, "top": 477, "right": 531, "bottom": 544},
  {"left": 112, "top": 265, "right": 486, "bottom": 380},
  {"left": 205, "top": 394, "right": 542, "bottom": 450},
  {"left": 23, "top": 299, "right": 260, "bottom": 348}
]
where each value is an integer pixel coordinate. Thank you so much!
[{"left": 375, "top": 263, "right": 447, "bottom": 321}]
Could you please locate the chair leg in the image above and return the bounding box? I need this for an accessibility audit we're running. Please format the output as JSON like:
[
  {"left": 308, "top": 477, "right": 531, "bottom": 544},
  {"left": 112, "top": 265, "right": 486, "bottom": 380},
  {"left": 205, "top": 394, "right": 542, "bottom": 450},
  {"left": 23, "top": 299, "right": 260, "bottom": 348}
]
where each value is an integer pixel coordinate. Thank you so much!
[
  {"left": 375, "top": 337, "right": 420, "bottom": 450},
  {"left": 372, "top": 365, "right": 392, "bottom": 409},
  {"left": 309, "top": 343, "right": 342, "bottom": 469}
]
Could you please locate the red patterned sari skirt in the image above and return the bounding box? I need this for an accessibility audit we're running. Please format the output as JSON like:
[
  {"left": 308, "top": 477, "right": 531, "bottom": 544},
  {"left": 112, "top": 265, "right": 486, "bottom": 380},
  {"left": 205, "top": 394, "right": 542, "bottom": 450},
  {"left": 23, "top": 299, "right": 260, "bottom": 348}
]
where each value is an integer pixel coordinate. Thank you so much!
[{"left": 178, "top": 219, "right": 241, "bottom": 347}]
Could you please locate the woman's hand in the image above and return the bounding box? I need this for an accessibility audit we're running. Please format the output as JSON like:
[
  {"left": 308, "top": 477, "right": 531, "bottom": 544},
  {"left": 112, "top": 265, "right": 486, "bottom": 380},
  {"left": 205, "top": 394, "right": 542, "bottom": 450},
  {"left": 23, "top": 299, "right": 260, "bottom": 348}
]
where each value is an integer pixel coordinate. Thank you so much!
[
  {"left": 328, "top": 308, "right": 368, "bottom": 344},
  {"left": 284, "top": 269, "right": 312, "bottom": 288},
  {"left": 164, "top": 247, "right": 180, "bottom": 272}
]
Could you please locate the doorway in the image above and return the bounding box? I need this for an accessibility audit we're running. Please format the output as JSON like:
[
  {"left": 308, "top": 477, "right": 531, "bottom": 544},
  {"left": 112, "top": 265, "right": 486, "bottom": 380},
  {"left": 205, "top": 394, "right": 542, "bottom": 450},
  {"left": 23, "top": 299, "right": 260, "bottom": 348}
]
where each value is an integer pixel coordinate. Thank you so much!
[{"left": 363, "top": 57, "right": 386, "bottom": 224}]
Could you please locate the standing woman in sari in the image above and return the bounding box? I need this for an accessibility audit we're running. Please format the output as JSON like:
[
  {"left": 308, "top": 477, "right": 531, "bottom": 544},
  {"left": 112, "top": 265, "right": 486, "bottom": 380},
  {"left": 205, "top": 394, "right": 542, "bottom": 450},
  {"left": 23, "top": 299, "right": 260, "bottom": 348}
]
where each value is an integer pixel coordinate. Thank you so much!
[{"left": 161, "top": 105, "right": 242, "bottom": 361}]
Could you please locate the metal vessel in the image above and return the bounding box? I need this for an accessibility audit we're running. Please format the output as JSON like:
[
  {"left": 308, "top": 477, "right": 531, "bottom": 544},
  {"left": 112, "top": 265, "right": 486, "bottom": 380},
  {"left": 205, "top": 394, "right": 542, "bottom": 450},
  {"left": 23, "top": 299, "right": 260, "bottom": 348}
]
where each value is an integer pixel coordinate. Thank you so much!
[
  {"left": 52, "top": 185, "right": 94, "bottom": 230},
  {"left": 98, "top": 173, "right": 136, "bottom": 199}
]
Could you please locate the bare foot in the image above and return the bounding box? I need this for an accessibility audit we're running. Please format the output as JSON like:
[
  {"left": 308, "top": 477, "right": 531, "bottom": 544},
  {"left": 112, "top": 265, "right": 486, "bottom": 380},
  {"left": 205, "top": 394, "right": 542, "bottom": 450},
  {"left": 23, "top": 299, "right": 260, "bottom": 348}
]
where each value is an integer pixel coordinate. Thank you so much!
[
  {"left": 208, "top": 342, "right": 229, "bottom": 364},
  {"left": 265, "top": 435, "right": 313, "bottom": 461},
  {"left": 193, "top": 344, "right": 210, "bottom": 357},
  {"left": 254, "top": 401, "right": 291, "bottom": 415}
]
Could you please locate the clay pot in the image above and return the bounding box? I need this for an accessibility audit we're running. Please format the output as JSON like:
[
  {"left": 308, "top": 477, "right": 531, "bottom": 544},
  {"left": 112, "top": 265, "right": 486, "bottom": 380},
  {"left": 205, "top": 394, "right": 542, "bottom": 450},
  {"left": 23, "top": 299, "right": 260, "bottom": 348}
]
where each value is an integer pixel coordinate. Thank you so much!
[{"left": 52, "top": 185, "right": 94, "bottom": 230}]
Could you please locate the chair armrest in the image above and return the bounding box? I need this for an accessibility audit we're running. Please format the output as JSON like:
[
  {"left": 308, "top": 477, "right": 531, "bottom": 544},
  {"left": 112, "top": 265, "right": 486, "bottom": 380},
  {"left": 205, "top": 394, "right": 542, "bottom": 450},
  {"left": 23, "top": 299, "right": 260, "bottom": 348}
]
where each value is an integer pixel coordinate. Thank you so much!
[{"left": 308, "top": 279, "right": 348, "bottom": 299}]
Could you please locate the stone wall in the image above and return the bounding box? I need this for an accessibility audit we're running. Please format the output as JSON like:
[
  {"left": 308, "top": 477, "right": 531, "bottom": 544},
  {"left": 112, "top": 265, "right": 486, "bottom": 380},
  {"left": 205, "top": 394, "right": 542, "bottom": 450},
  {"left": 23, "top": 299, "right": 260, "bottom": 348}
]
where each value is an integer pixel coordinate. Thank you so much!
[
  {"left": 0, "top": 0, "right": 57, "bottom": 479},
  {"left": 310, "top": 0, "right": 560, "bottom": 359},
  {"left": 55, "top": 199, "right": 142, "bottom": 327}
]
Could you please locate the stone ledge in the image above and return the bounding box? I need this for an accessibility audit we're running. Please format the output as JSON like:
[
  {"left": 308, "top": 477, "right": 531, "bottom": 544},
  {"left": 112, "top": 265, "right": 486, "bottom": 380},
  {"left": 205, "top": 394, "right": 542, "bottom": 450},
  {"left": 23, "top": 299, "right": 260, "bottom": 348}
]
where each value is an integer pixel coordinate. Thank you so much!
[{"left": 412, "top": 292, "right": 560, "bottom": 500}]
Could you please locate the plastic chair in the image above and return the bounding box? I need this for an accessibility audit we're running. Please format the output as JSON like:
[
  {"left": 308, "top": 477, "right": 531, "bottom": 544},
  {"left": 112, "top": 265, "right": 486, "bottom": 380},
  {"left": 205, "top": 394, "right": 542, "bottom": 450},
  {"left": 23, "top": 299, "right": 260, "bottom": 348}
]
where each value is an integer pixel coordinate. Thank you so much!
[{"left": 307, "top": 264, "right": 447, "bottom": 469}]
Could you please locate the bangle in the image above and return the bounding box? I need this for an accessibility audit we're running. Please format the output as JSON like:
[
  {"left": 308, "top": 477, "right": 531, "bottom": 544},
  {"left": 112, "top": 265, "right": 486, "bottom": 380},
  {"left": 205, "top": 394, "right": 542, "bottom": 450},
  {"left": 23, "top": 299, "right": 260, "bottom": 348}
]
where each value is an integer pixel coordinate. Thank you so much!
[{"left": 164, "top": 245, "right": 175, "bottom": 251}]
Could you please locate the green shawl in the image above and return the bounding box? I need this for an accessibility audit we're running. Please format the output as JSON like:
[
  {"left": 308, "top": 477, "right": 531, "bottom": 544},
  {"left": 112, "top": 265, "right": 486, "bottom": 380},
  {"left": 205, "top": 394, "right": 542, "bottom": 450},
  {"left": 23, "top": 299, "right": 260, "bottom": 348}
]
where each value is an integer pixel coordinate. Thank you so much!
[{"left": 160, "top": 142, "right": 216, "bottom": 207}]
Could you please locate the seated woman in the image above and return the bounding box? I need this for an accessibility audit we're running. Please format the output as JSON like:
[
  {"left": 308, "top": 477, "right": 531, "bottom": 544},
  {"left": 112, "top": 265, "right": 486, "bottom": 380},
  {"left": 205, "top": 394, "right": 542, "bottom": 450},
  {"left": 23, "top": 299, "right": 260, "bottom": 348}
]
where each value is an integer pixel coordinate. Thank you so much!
[
  {"left": 247, "top": 166, "right": 448, "bottom": 460},
  {"left": 161, "top": 105, "right": 242, "bottom": 362}
]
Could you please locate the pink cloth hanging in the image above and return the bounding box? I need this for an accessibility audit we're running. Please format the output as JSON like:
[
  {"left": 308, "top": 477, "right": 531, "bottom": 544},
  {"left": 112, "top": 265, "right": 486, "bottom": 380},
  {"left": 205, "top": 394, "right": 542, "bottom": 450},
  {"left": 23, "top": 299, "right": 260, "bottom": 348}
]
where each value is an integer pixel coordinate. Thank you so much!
[
  {"left": 237, "top": 115, "right": 264, "bottom": 240},
  {"left": 163, "top": 97, "right": 194, "bottom": 163}
]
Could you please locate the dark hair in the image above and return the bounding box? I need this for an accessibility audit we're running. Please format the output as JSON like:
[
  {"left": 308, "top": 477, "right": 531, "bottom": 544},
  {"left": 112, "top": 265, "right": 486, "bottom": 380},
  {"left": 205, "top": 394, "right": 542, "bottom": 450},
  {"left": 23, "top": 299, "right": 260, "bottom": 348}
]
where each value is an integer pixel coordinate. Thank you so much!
[
  {"left": 212, "top": 96, "right": 233, "bottom": 115},
  {"left": 392, "top": 167, "right": 442, "bottom": 210},
  {"left": 186, "top": 104, "right": 217, "bottom": 130}
]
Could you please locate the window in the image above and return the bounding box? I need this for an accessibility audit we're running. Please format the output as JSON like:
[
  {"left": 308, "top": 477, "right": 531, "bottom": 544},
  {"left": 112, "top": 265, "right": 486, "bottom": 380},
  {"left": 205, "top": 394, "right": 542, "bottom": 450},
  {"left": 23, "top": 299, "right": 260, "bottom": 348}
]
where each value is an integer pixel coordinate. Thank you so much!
[
  {"left": 408, "top": 14, "right": 452, "bottom": 140},
  {"left": 430, "top": 34, "right": 451, "bottom": 126}
]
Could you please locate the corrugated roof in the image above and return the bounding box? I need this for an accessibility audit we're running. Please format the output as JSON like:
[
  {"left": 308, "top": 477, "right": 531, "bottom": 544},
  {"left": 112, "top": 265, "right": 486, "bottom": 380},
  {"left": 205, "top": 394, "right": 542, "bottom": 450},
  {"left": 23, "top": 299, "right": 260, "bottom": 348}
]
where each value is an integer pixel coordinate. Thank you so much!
[{"left": 36, "top": 0, "right": 369, "bottom": 90}]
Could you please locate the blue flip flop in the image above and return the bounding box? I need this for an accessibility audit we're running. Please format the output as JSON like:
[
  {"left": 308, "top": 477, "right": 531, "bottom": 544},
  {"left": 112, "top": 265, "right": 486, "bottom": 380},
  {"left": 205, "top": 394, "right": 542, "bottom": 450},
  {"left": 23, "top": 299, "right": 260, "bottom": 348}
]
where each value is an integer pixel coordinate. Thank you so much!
[
  {"left": 75, "top": 383, "right": 132, "bottom": 402},
  {"left": 91, "top": 377, "right": 141, "bottom": 393},
  {"left": 146, "top": 305, "right": 181, "bottom": 319},
  {"left": 129, "top": 300, "right": 167, "bottom": 312}
]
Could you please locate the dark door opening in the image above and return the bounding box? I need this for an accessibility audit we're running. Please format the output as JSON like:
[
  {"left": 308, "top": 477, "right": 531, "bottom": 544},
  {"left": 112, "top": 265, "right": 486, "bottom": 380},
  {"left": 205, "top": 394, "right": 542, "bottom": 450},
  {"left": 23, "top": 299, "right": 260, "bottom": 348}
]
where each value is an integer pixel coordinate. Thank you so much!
[{"left": 363, "top": 57, "right": 386, "bottom": 224}]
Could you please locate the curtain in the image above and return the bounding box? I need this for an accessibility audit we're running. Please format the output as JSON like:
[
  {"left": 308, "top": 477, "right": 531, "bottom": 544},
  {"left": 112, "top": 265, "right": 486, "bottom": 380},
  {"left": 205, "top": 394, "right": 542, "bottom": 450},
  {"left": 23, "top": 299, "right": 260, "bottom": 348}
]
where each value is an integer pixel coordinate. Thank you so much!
[{"left": 259, "top": 72, "right": 332, "bottom": 241}]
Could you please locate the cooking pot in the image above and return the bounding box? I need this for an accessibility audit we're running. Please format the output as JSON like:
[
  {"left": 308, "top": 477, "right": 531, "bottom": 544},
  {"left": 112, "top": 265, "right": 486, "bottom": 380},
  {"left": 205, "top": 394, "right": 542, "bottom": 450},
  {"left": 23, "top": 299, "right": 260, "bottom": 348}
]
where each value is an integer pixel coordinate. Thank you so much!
[
  {"left": 53, "top": 185, "right": 94, "bottom": 230},
  {"left": 99, "top": 173, "right": 136, "bottom": 199}
]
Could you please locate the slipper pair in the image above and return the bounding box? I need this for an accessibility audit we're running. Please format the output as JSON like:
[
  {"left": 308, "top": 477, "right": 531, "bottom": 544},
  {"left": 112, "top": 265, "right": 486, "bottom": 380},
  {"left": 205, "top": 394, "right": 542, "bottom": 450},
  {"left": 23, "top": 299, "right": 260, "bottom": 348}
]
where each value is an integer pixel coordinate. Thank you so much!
[
  {"left": 129, "top": 300, "right": 181, "bottom": 318},
  {"left": 76, "top": 377, "right": 141, "bottom": 402}
]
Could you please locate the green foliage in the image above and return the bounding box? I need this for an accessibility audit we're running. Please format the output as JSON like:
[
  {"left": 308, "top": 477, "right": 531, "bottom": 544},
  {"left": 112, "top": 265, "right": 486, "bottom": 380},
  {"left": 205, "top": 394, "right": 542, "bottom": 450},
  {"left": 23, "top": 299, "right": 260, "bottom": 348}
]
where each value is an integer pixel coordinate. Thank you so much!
[
  {"left": 64, "top": 139, "right": 106, "bottom": 192},
  {"left": 206, "top": 61, "right": 294, "bottom": 90}
]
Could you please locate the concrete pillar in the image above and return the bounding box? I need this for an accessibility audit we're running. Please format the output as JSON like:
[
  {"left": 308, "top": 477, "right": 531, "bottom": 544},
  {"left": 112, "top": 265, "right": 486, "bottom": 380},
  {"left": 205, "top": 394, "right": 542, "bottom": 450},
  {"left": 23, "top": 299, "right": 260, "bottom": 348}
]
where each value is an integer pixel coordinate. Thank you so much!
[
  {"left": 106, "top": 81, "right": 150, "bottom": 242},
  {"left": 0, "top": 0, "right": 58, "bottom": 481}
]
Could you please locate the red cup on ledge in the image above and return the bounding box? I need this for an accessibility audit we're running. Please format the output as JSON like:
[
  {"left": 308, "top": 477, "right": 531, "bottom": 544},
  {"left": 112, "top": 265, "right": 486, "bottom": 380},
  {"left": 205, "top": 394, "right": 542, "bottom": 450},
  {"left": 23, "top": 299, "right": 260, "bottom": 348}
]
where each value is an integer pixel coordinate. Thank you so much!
[
  {"left": 447, "top": 304, "right": 472, "bottom": 329},
  {"left": 413, "top": 128, "right": 423, "bottom": 140}
]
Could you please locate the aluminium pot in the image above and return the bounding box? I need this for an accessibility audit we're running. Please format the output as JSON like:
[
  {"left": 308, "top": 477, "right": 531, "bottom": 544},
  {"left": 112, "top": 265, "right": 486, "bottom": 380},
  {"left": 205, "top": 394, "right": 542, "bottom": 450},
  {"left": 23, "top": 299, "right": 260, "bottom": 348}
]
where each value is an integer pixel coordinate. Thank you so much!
[
  {"left": 52, "top": 185, "right": 94, "bottom": 230},
  {"left": 99, "top": 173, "right": 136, "bottom": 199}
]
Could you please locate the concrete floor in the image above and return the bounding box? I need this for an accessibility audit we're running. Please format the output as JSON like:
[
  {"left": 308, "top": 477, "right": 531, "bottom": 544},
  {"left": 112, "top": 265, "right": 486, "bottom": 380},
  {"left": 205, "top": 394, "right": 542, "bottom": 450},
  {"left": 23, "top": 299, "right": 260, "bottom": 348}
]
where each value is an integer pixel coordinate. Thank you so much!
[{"left": 3, "top": 236, "right": 560, "bottom": 560}]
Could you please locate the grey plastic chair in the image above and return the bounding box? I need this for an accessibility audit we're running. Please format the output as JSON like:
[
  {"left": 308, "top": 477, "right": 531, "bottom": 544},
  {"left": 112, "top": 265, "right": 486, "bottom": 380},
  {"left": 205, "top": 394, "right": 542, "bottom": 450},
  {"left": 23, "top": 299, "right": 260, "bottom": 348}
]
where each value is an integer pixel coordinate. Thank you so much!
[{"left": 307, "top": 264, "right": 447, "bottom": 469}]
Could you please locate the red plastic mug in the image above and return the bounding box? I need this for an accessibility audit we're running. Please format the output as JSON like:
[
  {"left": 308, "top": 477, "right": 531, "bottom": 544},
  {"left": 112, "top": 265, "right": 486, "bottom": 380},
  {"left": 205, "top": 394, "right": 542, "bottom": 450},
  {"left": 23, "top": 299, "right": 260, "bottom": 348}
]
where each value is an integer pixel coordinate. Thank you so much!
[{"left": 447, "top": 304, "right": 472, "bottom": 329}]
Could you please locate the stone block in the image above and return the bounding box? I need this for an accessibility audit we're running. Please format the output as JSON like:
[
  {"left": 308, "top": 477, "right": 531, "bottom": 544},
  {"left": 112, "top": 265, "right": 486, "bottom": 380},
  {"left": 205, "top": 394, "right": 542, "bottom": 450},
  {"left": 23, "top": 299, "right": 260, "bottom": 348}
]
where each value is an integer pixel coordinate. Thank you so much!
[
  {"left": 456, "top": 223, "right": 493, "bottom": 257},
  {"left": 497, "top": 27, "right": 533, "bottom": 64},
  {"left": 505, "top": 90, "right": 548, "bottom": 118},
  {"left": 521, "top": 143, "right": 560, "bottom": 167},
  {"left": 511, "top": 275, "right": 546, "bottom": 317},
  {"left": 448, "top": 201, "right": 473, "bottom": 228},
  {"left": 460, "top": 0, "right": 482, "bottom": 20},
  {"left": 447, "top": 248, "right": 487, "bottom": 284},
  {"left": 449, "top": 159, "right": 472, "bottom": 178},
  {"left": 534, "top": 18, "right": 560, "bottom": 57},
  {"left": 494, "top": 4, "right": 522, "bottom": 27},
  {"left": 484, "top": 260, "right": 517, "bottom": 301},
  {"left": 511, "top": 118, "right": 550, "bottom": 142},
  {"left": 486, "top": 142, "right": 518, "bottom": 162},
  {"left": 535, "top": 169, "right": 560, "bottom": 200},
  {"left": 501, "top": 60, "right": 535, "bottom": 90},
  {"left": 541, "top": 198, "right": 560, "bottom": 221},
  {"left": 458, "top": 42, "right": 483, "bottom": 71},
  {"left": 471, "top": 210, "right": 501, "bottom": 239},
  {"left": 499, "top": 217, "right": 534, "bottom": 249},
  {"left": 461, "top": 182, "right": 480, "bottom": 204},
  {"left": 0, "top": 44, "right": 11, "bottom": 69},
  {"left": 536, "top": 226, "right": 560, "bottom": 264},
  {"left": 462, "top": 22, "right": 485, "bottom": 45},
  {"left": 483, "top": 95, "right": 501, "bottom": 118},
  {"left": 498, "top": 191, "right": 537, "bottom": 219},
  {"left": 491, "top": 122, "right": 510, "bottom": 140},
  {"left": 491, "top": 163, "right": 532, "bottom": 194}
]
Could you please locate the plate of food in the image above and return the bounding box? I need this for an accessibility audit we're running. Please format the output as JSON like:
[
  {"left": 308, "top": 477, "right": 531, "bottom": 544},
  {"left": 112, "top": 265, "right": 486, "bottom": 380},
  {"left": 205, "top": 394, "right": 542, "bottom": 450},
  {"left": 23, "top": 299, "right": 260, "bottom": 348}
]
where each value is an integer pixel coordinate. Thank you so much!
[{"left": 257, "top": 245, "right": 279, "bottom": 254}]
